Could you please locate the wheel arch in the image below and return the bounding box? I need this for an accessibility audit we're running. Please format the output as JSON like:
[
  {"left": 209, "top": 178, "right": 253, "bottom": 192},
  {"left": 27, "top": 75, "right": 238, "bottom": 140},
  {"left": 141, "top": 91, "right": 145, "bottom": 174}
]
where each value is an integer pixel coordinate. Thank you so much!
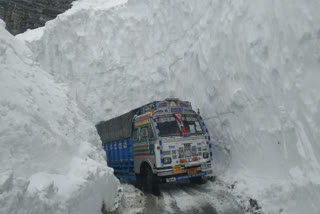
[{"left": 139, "top": 160, "right": 154, "bottom": 174}]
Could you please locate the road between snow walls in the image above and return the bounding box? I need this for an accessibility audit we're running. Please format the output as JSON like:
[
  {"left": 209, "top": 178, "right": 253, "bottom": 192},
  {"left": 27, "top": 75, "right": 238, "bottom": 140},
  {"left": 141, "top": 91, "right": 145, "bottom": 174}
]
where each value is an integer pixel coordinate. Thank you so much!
[
  {"left": 117, "top": 178, "right": 263, "bottom": 214},
  {"left": 12, "top": 0, "right": 320, "bottom": 213}
]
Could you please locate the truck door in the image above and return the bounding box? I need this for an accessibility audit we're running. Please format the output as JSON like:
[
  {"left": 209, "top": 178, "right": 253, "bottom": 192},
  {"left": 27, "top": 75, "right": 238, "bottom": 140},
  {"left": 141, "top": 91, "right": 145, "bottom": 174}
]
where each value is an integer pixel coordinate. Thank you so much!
[{"left": 134, "top": 123, "right": 156, "bottom": 156}]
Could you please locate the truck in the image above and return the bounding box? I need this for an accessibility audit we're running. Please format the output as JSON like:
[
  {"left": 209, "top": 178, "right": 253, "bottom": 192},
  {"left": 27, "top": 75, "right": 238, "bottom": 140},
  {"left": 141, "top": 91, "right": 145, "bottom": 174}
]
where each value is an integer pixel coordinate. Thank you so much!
[{"left": 95, "top": 98, "right": 213, "bottom": 195}]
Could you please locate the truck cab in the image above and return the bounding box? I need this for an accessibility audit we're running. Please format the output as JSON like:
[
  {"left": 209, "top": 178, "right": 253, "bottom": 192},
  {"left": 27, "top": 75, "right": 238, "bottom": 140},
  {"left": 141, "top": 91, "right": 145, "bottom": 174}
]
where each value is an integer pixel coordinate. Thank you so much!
[
  {"left": 96, "top": 98, "right": 213, "bottom": 195},
  {"left": 132, "top": 99, "right": 213, "bottom": 194}
]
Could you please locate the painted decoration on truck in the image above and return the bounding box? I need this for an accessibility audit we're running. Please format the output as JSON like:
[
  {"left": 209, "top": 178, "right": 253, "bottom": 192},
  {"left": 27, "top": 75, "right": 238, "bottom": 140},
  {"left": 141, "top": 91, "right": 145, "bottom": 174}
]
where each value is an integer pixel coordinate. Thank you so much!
[
  {"left": 157, "top": 117, "right": 175, "bottom": 122},
  {"left": 155, "top": 110, "right": 163, "bottom": 114},
  {"left": 134, "top": 119, "right": 148, "bottom": 126},
  {"left": 133, "top": 144, "right": 155, "bottom": 156},
  {"left": 141, "top": 106, "right": 151, "bottom": 114},
  {"left": 158, "top": 102, "right": 167, "bottom": 108},
  {"left": 137, "top": 113, "right": 150, "bottom": 120},
  {"left": 133, "top": 144, "right": 148, "bottom": 150},
  {"left": 133, "top": 144, "right": 150, "bottom": 156},
  {"left": 179, "top": 102, "right": 189, "bottom": 107},
  {"left": 171, "top": 108, "right": 182, "bottom": 113},
  {"left": 134, "top": 153, "right": 150, "bottom": 157}
]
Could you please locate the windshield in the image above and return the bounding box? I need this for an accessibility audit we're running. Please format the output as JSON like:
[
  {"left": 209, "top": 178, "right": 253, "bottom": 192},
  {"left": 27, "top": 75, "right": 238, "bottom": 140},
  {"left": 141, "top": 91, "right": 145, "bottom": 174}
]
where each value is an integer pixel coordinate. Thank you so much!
[
  {"left": 156, "top": 115, "right": 204, "bottom": 137},
  {"left": 182, "top": 116, "right": 204, "bottom": 135},
  {"left": 156, "top": 116, "right": 180, "bottom": 137}
]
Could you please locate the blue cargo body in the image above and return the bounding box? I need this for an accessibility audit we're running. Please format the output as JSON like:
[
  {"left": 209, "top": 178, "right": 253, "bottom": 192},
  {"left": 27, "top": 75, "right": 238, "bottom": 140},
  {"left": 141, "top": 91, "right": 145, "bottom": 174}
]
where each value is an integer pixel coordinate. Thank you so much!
[{"left": 103, "top": 138, "right": 135, "bottom": 179}]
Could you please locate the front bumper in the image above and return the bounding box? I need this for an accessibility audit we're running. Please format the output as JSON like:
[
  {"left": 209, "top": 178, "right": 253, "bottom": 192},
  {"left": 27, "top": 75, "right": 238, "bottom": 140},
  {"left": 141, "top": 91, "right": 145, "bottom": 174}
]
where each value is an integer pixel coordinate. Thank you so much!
[
  {"left": 165, "top": 171, "right": 208, "bottom": 182},
  {"left": 156, "top": 161, "right": 212, "bottom": 183}
]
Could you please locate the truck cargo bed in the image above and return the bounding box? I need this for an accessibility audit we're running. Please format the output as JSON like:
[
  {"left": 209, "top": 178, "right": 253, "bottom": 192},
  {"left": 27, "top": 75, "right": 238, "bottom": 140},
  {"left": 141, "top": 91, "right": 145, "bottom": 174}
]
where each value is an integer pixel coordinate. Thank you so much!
[{"left": 102, "top": 138, "right": 135, "bottom": 179}]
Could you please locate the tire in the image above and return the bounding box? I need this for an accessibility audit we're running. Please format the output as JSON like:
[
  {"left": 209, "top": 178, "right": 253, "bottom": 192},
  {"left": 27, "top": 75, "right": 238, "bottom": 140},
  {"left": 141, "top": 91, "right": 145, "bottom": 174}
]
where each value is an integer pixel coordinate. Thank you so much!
[
  {"left": 143, "top": 166, "right": 160, "bottom": 196},
  {"left": 135, "top": 173, "right": 143, "bottom": 190},
  {"left": 189, "top": 175, "right": 207, "bottom": 184}
]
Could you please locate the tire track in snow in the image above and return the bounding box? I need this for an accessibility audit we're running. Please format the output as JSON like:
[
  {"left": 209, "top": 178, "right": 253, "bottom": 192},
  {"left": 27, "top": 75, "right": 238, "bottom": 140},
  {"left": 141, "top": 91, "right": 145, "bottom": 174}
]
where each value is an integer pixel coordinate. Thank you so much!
[
  {"left": 121, "top": 180, "right": 244, "bottom": 214},
  {"left": 161, "top": 182, "right": 218, "bottom": 214},
  {"left": 178, "top": 182, "right": 244, "bottom": 214},
  {"left": 141, "top": 181, "right": 219, "bottom": 214}
]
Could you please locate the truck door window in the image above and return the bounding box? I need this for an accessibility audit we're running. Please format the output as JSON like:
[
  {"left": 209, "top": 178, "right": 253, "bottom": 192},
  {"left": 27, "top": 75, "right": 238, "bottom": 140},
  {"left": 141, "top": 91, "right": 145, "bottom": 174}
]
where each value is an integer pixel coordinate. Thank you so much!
[
  {"left": 141, "top": 127, "right": 148, "bottom": 140},
  {"left": 148, "top": 124, "right": 155, "bottom": 139}
]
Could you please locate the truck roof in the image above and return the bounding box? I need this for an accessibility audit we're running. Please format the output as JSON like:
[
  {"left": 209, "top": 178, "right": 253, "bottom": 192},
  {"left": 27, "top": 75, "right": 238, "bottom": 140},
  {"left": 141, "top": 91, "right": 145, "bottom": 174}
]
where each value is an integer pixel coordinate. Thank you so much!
[
  {"left": 96, "top": 108, "right": 139, "bottom": 143},
  {"left": 96, "top": 98, "right": 195, "bottom": 143}
]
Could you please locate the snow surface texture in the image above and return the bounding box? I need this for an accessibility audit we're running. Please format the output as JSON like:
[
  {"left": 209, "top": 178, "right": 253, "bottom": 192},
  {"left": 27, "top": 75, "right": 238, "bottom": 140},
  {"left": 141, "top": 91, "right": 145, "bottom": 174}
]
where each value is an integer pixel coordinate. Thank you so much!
[
  {"left": 17, "top": 0, "right": 320, "bottom": 213},
  {"left": 0, "top": 19, "right": 120, "bottom": 213}
]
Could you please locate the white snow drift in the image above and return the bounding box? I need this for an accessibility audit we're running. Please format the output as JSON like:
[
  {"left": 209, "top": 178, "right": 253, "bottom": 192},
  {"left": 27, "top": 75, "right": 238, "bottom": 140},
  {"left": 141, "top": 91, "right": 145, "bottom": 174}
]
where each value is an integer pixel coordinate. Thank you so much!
[
  {"left": 11, "top": 0, "right": 320, "bottom": 213},
  {"left": 0, "top": 19, "right": 120, "bottom": 214}
]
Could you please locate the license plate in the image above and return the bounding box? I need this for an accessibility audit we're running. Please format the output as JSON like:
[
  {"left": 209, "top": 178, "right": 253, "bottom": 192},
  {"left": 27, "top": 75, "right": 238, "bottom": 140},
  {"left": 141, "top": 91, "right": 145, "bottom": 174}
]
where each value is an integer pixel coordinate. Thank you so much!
[
  {"left": 172, "top": 165, "right": 182, "bottom": 173},
  {"left": 166, "top": 177, "right": 176, "bottom": 182},
  {"left": 187, "top": 168, "right": 197, "bottom": 175}
]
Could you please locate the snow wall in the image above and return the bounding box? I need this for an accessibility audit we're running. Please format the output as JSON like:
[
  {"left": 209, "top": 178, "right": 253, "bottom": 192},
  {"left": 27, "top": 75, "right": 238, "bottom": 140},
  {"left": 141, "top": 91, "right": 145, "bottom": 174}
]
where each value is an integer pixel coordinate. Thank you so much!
[
  {"left": 17, "top": 0, "right": 320, "bottom": 213},
  {"left": 0, "top": 19, "right": 120, "bottom": 214}
]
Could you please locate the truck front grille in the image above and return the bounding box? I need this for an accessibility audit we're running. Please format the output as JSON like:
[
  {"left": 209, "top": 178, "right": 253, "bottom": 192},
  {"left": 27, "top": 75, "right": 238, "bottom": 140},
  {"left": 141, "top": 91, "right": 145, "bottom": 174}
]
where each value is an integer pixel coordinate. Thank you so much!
[
  {"left": 184, "top": 144, "right": 191, "bottom": 157},
  {"left": 163, "top": 150, "right": 171, "bottom": 156},
  {"left": 192, "top": 146, "right": 197, "bottom": 156}
]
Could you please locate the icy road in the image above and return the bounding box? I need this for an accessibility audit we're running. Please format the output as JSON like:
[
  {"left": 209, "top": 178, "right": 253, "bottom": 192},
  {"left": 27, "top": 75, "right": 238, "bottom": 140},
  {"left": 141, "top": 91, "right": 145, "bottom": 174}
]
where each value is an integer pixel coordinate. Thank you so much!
[{"left": 120, "top": 179, "right": 246, "bottom": 214}]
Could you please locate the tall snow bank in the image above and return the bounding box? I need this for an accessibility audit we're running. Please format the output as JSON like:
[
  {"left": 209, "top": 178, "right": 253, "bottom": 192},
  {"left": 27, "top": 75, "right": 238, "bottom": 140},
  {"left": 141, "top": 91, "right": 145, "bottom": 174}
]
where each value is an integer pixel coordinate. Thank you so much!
[
  {"left": 18, "top": 0, "right": 320, "bottom": 213},
  {"left": 0, "top": 19, "right": 119, "bottom": 214}
]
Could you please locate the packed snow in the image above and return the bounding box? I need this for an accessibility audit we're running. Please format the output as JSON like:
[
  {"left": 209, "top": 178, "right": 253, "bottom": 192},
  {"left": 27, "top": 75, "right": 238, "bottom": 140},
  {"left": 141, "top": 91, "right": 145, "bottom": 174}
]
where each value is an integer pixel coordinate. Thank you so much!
[
  {"left": 1, "top": 0, "right": 320, "bottom": 213},
  {"left": 0, "top": 19, "right": 120, "bottom": 213}
]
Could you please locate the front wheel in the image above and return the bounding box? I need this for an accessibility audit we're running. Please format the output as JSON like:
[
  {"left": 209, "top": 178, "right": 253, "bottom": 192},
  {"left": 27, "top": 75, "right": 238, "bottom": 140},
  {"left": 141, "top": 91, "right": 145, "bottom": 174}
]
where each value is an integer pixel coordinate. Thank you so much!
[
  {"left": 135, "top": 173, "right": 143, "bottom": 190},
  {"left": 143, "top": 166, "right": 160, "bottom": 196}
]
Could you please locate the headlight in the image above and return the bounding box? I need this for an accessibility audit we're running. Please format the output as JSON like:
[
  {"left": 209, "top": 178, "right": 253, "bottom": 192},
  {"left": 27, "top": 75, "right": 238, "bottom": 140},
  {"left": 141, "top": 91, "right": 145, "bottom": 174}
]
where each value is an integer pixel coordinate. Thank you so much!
[
  {"left": 163, "top": 157, "right": 172, "bottom": 164},
  {"left": 203, "top": 152, "right": 209, "bottom": 159}
]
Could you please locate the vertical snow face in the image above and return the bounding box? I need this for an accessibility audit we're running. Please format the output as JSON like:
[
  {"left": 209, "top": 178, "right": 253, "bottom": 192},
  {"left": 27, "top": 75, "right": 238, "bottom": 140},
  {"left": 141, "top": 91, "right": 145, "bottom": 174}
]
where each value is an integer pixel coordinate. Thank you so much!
[
  {"left": 18, "top": 0, "right": 320, "bottom": 213},
  {"left": 0, "top": 19, "right": 119, "bottom": 214}
]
